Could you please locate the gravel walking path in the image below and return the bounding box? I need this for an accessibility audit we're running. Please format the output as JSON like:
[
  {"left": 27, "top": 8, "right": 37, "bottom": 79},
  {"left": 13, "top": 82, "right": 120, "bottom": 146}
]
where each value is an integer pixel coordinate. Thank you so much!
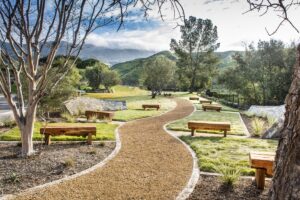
[{"left": 13, "top": 98, "right": 194, "bottom": 200}]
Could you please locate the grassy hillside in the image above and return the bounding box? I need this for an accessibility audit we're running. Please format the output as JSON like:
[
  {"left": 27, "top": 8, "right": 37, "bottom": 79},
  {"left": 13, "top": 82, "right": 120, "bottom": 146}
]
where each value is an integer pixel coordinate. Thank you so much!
[
  {"left": 111, "top": 51, "right": 177, "bottom": 86},
  {"left": 112, "top": 50, "right": 241, "bottom": 86}
]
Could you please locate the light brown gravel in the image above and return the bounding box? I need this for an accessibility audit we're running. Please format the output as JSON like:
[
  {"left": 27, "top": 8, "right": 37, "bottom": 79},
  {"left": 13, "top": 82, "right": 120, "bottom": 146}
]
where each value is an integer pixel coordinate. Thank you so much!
[{"left": 14, "top": 98, "right": 194, "bottom": 200}]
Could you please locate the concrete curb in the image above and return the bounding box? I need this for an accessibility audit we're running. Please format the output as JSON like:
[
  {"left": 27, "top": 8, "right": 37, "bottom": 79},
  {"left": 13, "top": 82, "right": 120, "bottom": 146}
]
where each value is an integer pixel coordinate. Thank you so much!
[{"left": 164, "top": 102, "right": 200, "bottom": 200}]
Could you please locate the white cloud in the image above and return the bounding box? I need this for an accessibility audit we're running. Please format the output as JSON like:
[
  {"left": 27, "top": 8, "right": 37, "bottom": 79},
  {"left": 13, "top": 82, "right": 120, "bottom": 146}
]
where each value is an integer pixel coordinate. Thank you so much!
[
  {"left": 86, "top": 0, "right": 300, "bottom": 51},
  {"left": 86, "top": 22, "right": 180, "bottom": 51}
]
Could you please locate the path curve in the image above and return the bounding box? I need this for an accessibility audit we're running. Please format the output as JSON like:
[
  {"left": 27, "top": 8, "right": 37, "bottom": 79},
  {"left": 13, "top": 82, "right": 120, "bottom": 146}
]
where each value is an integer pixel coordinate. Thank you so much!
[{"left": 14, "top": 98, "right": 195, "bottom": 200}]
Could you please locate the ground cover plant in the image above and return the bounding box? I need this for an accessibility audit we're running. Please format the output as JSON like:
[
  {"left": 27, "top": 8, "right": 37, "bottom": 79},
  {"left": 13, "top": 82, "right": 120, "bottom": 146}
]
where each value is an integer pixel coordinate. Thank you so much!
[
  {"left": 167, "top": 111, "right": 246, "bottom": 136},
  {"left": 180, "top": 136, "right": 278, "bottom": 176},
  {"left": 0, "top": 122, "right": 116, "bottom": 141}
]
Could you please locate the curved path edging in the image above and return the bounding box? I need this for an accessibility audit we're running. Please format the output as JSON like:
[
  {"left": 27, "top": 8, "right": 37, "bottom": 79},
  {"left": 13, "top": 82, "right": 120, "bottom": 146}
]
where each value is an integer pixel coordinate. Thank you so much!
[
  {"left": 163, "top": 103, "right": 200, "bottom": 200},
  {"left": 5, "top": 98, "right": 196, "bottom": 200},
  {"left": 1, "top": 123, "right": 123, "bottom": 200}
]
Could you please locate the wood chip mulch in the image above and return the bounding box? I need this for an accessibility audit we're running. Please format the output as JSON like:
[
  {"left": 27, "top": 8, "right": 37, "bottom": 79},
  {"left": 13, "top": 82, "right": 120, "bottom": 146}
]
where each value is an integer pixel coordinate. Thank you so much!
[
  {"left": 188, "top": 175, "right": 270, "bottom": 200},
  {"left": 0, "top": 142, "right": 115, "bottom": 197},
  {"left": 13, "top": 98, "right": 195, "bottom": 200}
]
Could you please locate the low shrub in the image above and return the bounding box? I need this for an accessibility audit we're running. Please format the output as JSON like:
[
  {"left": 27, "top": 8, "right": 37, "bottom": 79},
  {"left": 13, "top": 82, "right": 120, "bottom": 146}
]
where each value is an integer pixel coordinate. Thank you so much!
[
  {"left": 61, "top": 112, "right": 76, "bottom": 123},
  {"left": 251, "top": 117, "right": 265, "bottom": 137},
  {"left": 63, "top": 158, "right": 75, "bottom": 168},
  {"left": 214, "top": 163, "right": 241, "bottom": 186}
]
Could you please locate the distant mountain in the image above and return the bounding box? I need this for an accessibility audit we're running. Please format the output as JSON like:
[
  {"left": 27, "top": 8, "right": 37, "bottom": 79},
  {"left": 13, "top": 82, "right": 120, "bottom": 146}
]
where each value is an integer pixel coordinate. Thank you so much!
[
  {"left": 0, "top": 41, "right": 157, "bottom": 66},
  {"left": 51, "top": 42, "right": 158, "bottom": 66},
  {"left": 112, "top": 51, "right": 177, "bottom": 86},
  {"left": 215, "top": 51, "right": 242, "bottom": 69}
]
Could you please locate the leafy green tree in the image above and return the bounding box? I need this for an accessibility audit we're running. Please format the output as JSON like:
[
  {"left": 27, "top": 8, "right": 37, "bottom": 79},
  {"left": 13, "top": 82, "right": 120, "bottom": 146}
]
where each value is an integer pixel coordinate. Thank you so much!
[
  {"left": 219, "top": 40, "right": 295, "bottom": 105},
  {"left": 85, "top": 63, "right": 109, "bottom": 90},
  {"left": 102, "top": 70, "right": 121, "bottom": 92},
  {"left": 170, "top": 16, "right": 220, "bottom": 93},
  {"left": 143, "top": 56, "right": 176, "bottom": 98},
  {"left": 77, "top": 58, "right": 99, "bottom": 69}
]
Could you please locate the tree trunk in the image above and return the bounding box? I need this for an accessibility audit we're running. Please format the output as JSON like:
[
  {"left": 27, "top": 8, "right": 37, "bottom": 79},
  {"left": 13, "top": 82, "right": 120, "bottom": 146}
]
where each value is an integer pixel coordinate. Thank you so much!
[
  {"left": 189, "top": 75, "right": 196, "bottom": 93},
  {"left": 269, "top": 44, "right": 300, "bottom": 199},
  {"left": 151, "top": 90, "right": 157, "bottom": 99},
  {"left": 19, "top": 104, "right": 37, "bottom": 156}
]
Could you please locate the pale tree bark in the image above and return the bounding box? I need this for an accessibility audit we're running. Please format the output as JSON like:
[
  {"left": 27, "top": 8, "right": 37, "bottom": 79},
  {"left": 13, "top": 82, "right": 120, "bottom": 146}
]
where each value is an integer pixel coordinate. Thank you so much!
[
  {"left": 0, "top": 0, "right": 184, "bottom": 157},
  {"left": 269, "top": 44, "right": 300, "bottom": 200}
]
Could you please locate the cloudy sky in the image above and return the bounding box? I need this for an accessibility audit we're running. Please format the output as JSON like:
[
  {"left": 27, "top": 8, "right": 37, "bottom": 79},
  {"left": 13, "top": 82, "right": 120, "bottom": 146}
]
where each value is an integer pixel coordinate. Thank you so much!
[{"left": 85, "top": 0, "right": 300, "bottom": 52}]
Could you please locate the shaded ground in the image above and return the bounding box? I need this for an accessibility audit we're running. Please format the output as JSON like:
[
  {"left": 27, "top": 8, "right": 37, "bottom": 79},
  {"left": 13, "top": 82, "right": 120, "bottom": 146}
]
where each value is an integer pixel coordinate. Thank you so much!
[
  {"left": 13, "top": 98, "right": 194, "bottom": 200},
  {"left": 0, "top": 142, "right": 115, "bottom": 196},
  {"left": 188, "top": 175, "right": 270, "bottom": 200}
]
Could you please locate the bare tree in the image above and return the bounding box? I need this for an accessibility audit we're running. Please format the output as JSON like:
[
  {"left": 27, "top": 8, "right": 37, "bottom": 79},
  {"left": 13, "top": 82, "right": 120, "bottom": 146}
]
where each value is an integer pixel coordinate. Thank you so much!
[
  {"left": 0, "top": 0, "right": 184, "bottom": 157},
  {"left": 246, "top": 0, "right": 300, "bottom": 199}
]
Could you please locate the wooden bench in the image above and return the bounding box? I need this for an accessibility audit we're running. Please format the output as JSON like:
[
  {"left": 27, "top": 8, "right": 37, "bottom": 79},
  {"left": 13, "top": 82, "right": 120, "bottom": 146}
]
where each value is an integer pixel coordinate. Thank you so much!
[
  {"left": 202, "top": 103, "right": 222, "bottom": 112},
  {"left": 249, "top": 152, "right": 275, "bottom": 189},
  {"left": 189, "top": 97, "right": 199, "bottom": 100},
  {"left": 200, "top": 100, "right": 212, "bottom": 104},
  {"left": 40, "top": 126, "right": 96, "bottom": 145},
  {"left": 188, "top": 121, "right": 231, "bottom": 137},
  {"left": 85, "top": 110, "right": 114, "bottom": 121},
  {"left": 142, "top": 104, "right": 160, "bottom": 110}
]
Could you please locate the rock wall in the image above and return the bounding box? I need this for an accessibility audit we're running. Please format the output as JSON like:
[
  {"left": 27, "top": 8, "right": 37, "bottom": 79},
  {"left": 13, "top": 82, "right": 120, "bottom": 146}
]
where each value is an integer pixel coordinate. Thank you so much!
[{"left": 65, "top": 97, "right": 127, "bottom": 115}]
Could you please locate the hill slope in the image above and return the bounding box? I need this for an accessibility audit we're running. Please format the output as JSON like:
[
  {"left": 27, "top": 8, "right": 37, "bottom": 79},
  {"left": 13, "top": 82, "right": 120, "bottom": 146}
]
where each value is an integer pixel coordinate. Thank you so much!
[
  {"left": 112, "top": 50, "right": 241, "bottom": 86},
  {"left": 112, "top": 51, "right": 177, "bottom": 86}
]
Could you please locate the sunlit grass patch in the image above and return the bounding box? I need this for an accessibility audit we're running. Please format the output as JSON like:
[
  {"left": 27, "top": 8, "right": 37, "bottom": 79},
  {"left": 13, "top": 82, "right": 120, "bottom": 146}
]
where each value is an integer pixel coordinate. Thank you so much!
[
  {"left": 0, "top": 122, "right": 117, "bottom": 141},
  {"left": 167, "top": 111, "right": 246, "bottom": 136},
  {"left": 180, "top": 136, "right": 278, "bottom": 176},
  {"left": 85, "top": 85, "right": 148, "bottom": 99}
]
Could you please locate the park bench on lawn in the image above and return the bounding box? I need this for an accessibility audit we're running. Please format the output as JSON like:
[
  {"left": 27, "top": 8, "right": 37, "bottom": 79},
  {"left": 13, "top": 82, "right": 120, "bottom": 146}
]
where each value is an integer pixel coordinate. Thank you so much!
[
  {"left": 202, "top": 103, "right": 222, "bottom": 112},
  {"left": 40, "top": 126, "right": 96, "bottom": 145},
  {"left": 200, "top": 99, "right": 212, "bottom": 104},
  {"left": 142, "top": 104, "right": 160, "bottom": 110},
  {"left": 188, "top": 121, "right": 231, "bottom": 137},
  {"left": 249, "top": 152, "right": 275, "bottom": 190},
  {"left": 189, "top": 97, "right": 199, "bottom": 100},
  {"left": 85, "top": 110, "right": 114, "bottom": 121}
]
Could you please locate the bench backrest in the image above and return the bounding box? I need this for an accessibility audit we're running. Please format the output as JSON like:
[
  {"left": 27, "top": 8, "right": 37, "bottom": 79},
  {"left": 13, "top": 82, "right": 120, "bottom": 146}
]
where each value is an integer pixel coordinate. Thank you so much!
[{"left": 40, "top": 126, "right": 96, "bottom": 135}]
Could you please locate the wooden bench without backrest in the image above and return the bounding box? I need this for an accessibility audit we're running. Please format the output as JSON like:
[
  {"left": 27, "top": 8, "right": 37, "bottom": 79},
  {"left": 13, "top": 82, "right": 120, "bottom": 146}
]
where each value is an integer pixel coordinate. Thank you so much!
[
  {"left": 249, "top": 152, "right": 275, "bottom": 190},
  {"left": 200, "top": 100, "right": 212, "bottom": 104},
  {"left": 85, "top": 110, "right": 114, "bottom": 121},
  {"left": 40, "top": 126, "right": 96, "bottom": 145},
  {"left": 188, "top": 121, "right": 231, "bottom": 137},
  {"left": 142, "top": 104, "right": 160, "bottom": 110},
  {"left": 202, "top": 103, "right": 222, "bottom": 112},
  {"left": 189, "top": 97, "right": 199, "bottom": 100}
]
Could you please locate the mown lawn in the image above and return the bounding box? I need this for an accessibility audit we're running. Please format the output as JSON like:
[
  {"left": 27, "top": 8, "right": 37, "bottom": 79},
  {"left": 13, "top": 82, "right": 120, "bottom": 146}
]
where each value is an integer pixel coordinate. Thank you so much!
[
  {"left": 85, "top": 85, "right": 148, "bottom": 99},
  {"left": 113, "top": 96, "right": 176, "bottom": 121},
  {"left": 0, "top": 122, "right": 117, "bottom": 141},
  {"left": 181, "top": 136, "right": 278, "bottom": 176},
  {"left": 167, "top": 111, "right": 246, "bottom": 136},
  {"left": 85, "top": 86, "right": 177, "bottom": 121},
  {"left": 194, "top": 102, "right": 239, "bottom": 112}
]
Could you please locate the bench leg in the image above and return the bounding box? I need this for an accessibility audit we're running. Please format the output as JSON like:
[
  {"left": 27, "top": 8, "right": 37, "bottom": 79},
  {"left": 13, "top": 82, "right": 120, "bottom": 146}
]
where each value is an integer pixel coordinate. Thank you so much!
[
  {"left": 87, "top": 133, "right": 92, "bottom": 145},
  {"left": 255, "top": 168, "right": 266, "bottom": 189},
  {"left": 191, "top": 129, "right": 195, "bottom": 136},
  {"left": 203, "top": 108, "right": 206, "bottom": 111},
  {"left": 224, "top": 130, "right": 227, "bottom": 137},
  {"left": 45, "top": 134, "right": 51, "bottom": 145}
]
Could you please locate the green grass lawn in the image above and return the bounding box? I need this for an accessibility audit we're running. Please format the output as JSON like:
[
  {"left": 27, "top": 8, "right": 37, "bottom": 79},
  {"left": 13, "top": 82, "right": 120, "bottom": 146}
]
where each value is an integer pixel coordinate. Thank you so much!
[
  {"left": 85, "top": 85, "right": 148, "bottom": 99},
  {"left": 167, "top": 110, "right": 246, "bottom": 136},
  {"left": 113, "top": 96, "right": 176, "bottom": 121},
  {"left": 84, "top": 86, "right": 177, "bottom": 122},
  {"left": 181, "top": 136, "right": 278, "bottom": 176},
  {"left": 194, "top": 102, "right": 239, "bottom": 112},
  {"left": 0, "top": 122, "right": 117, "bottom": 141}
]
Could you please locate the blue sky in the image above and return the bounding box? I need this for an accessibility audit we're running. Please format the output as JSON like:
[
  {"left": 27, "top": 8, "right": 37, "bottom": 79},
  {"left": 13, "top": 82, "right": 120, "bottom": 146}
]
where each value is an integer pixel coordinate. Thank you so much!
[{"left": 85, "top": 0, "right": 300, "bottom": 52}]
